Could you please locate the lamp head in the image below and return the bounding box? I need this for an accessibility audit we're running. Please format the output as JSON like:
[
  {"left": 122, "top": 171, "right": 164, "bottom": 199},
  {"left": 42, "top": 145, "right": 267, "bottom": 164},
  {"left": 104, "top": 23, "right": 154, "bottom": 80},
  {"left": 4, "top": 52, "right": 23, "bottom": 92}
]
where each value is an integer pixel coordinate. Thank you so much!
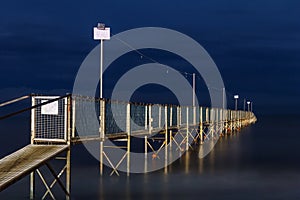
[{"left": 97, "top": 23, "right": 105, "bottom": 30}]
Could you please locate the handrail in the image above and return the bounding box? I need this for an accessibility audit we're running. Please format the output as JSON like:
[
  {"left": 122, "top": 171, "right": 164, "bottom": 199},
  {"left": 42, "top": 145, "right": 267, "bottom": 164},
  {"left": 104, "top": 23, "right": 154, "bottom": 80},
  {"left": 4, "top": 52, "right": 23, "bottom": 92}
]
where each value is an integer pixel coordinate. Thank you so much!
[
  {"left": 0, "top": 94, "right": 71, "bottom": 121},
  {"left": 0, "top": 95, "right": 30, "bottom": 107}
]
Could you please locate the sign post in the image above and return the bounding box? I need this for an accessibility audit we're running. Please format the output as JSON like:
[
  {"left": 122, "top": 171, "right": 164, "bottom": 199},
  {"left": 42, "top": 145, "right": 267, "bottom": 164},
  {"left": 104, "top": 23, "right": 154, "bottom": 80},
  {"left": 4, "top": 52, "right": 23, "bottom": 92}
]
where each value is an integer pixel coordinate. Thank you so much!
[{"left": 93, "top": 23, "right": 110, "bottom": 175}]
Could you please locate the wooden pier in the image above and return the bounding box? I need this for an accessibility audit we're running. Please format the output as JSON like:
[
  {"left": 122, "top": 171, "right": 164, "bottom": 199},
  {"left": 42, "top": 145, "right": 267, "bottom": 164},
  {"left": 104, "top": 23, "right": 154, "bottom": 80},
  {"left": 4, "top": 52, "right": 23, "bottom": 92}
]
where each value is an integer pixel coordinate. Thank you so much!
[
  {"left": 0, "top": 94, "right": 257, "bottom": 199},
  {"left": 0, "top": 145, "right": 69, "bottom": 191}
]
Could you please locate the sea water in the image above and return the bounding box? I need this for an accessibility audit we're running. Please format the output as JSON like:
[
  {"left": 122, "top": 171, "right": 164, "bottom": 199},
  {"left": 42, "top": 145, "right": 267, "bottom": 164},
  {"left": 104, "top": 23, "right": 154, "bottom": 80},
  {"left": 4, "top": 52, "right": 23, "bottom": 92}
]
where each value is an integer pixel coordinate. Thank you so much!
[{"left": 1, "top": 114, "right": 300, "bottom": 199}]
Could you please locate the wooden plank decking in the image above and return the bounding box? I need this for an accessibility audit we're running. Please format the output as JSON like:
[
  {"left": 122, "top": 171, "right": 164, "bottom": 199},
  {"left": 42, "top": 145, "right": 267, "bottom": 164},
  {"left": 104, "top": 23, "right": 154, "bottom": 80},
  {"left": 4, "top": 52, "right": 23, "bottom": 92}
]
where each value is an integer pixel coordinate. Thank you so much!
[{"left": 0, "top": 144, "right": 69, "bottom": 191}]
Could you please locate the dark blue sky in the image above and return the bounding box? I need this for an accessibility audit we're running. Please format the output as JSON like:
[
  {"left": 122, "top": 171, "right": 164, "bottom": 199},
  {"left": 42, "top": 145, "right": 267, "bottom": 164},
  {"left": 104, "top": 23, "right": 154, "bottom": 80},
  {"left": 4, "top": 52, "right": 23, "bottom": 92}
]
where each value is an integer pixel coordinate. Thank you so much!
[{"left": 0, "top": 0, "right": 300, "bottom": 115}]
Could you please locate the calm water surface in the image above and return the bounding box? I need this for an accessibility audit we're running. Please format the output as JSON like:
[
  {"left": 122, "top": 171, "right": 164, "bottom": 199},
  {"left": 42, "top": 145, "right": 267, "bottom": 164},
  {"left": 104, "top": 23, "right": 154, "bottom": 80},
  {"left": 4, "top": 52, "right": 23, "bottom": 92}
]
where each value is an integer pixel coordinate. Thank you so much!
[{"left": 1, "top": 115, "right": 300, "bottom": 199}]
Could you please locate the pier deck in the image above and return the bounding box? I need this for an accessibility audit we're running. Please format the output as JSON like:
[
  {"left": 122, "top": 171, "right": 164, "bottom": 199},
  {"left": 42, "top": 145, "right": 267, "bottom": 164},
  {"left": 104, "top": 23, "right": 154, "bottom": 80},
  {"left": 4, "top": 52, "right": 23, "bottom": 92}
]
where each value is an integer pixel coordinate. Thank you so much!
[{"left": 0, "top": 144, "right": 69, "bottom": 191}]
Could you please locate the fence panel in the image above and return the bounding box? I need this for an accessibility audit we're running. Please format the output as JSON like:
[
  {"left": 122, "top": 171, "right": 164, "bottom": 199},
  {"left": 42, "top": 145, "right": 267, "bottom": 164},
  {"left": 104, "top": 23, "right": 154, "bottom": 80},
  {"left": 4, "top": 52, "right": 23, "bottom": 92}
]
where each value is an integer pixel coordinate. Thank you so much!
[{"left": 32, "top": 96, "right": 67, "bottom": 142}]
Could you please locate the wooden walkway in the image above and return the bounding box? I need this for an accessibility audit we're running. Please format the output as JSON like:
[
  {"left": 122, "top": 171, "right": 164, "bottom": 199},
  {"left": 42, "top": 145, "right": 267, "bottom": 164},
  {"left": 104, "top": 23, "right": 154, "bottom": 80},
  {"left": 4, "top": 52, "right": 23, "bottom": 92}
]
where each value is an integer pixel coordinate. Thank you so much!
[{"left": 0, "top": 144, "right": 69, "bottom": 191}]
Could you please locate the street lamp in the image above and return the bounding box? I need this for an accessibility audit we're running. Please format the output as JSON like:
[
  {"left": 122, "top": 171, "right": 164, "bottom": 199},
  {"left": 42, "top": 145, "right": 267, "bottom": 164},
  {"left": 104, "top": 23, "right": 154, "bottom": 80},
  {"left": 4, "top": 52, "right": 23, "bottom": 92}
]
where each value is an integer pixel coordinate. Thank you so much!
[
  {"left": 234, "top": 95, "right": 239, "bottom": 110},
  {"left": 93, "top": 22, "right": 110, "bottom": 176},
  {"left": 247, "top": 101, "right": 250, "bottom": 111},
  {"left": 93, "top": 23, "right": 111, "bottom": 99}
]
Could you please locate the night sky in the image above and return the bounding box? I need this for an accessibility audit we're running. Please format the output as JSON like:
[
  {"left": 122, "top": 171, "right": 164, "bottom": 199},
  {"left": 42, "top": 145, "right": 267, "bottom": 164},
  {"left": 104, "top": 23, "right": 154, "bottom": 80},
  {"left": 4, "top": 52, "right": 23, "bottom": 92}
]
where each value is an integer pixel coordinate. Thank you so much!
[{"left": 1, "top": 0, "right": 300, "bottom": 115}]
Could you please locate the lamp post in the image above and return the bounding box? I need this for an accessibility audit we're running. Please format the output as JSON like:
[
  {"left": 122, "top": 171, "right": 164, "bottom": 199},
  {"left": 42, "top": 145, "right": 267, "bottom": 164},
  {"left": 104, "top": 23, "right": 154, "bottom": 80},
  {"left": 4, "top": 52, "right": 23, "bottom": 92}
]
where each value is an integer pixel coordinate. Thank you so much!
[
  {"left": 247, "top": 101, "right": 250, "bottom": 111},
  {"left": 93, "top": 22, "right": 110, "bottom": 175},
  {"left": 93, "top": 23, "right": 110, "bottom": 99},
  {"left": 234, "top": 95, "right": 239, "bottom": 110}
]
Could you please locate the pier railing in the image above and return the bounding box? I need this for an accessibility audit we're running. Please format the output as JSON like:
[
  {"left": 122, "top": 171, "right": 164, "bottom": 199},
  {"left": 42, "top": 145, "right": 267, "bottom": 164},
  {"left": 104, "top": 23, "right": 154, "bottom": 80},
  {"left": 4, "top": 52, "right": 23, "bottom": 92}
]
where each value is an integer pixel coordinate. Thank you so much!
[
  {"left": 13, "top": 94, "right": 257, "bottom": 144},
  {"left": 69, "top": 95, "right": 256, "bottom": 175},
  {"left": 71, "top": 95, "right": 256, "bottom": 140},
  {"left": 0, "top": 93, "right": 257, "bottom": 150},
  {"left": 0, "top": 94, "right": 256, "bottom": 143},
  {"left": 0, "top": 94, "right": 257, "bottom": 198}
]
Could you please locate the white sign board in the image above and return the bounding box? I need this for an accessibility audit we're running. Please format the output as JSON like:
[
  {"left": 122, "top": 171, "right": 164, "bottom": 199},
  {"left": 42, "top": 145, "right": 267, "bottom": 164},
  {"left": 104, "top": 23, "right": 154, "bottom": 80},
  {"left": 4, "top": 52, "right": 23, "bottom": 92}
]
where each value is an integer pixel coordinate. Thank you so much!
[
  {"left": 93, "top": 27, "right": 110, "bottom": 40},
  {"left": 41, "top": 100, "right": 59, "bottom": 115}
]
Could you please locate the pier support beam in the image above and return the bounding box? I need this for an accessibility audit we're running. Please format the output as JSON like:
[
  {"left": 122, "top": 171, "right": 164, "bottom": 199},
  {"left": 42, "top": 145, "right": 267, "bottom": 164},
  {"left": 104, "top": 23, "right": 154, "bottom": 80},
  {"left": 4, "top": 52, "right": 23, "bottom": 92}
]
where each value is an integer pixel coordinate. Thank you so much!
[
  {"left": 30, "top": 96, "right": 35, "bottom": 200},
  {"left": 126, "top": 103, "right": 131, "bottom": 176},
  {"left": 144, "top": 135, "right": 147, "bottom": 173},
  {"left": 66, "top": 96, "right": 72, "bottom": 200},
  {"left": 200, "top": 107, "right": 203, "bottom": 144},
  {"left": 158, "top": 105, "right": 161, "bottom": 129},
  {"left": 100, "top": 100, "right": 105, "bottom": 176},
  {"left": 193, "top": 106, "right": 196, "bottom": 126},
  {"left": 66, "top": 149, "right": 71, "bottom": 200},
  {"left": 206, "top": 108, "right": 209, "bottom": 124},
  {"left": 219, "top": 109, "right": 222, "bottom": 136},
  {"left": 145, "top": 106, "right": 148, "bottom": 130},
  {"left": 164, "top": 105, "right": 168, "bottom": 174},
  {"left": 149, "top": 105, "right": 152, "bottom": 133},
  {"left": 169, "top": 106, "right": 173, "bottom": 149},
  {"left": 230, "top": 110, "right": 233, "bottom": 134},
  {"left": 186, "top": 107, "right": 189, "bottom": 151},
  {"left": 210, "top": 108, "right": 214, "bottom": 139},
  {"left": 30, "top": 172, "right": 35, "bottom": 200},
  {"left": 216, "top": 108, "right": 219, "bottom": 136}
]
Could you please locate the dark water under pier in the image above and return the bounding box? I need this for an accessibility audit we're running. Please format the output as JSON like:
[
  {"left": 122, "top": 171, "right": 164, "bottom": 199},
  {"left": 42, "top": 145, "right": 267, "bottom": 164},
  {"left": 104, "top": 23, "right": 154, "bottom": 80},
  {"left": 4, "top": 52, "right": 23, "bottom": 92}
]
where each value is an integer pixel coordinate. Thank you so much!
[{"left": 1, "top": 114, "right": 300, "bottom": 199}]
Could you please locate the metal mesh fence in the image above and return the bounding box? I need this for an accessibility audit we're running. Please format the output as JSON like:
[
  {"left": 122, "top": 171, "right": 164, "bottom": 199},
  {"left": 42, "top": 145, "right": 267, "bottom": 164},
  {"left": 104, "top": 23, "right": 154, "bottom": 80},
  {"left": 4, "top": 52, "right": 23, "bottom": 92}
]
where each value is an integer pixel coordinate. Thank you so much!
[
  {"left": 160, "top": 105, "right": 166, "bottom": 128},
  {"left": 33, "top": 96, "right": 67, "bottom": 141},
  {"left": 181, "top": 106, "right": 187, "bottom": 125},
  {"left": 130, "top": 104, "right": 146, "bottom": 132},
  {"left": 195, "top": 106, "right": 200, "bottom": 124},
  {"left": 106, "top": 100, "right": 127, "bottom": 134},
  {"left": 151, "top": 104, "right": 160, "bottom": 129},
  {"left": 71, "top": 96, "right": 225, "bottom": 137},
  {"left": 188, "top": 106, "right": 193, "bottom": 125},
  {"left": 74, "top": 96, "right": 100, "bottom": 137},
  {"left": 31, "top": 95, "right": 255, "bottom": 145}
]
